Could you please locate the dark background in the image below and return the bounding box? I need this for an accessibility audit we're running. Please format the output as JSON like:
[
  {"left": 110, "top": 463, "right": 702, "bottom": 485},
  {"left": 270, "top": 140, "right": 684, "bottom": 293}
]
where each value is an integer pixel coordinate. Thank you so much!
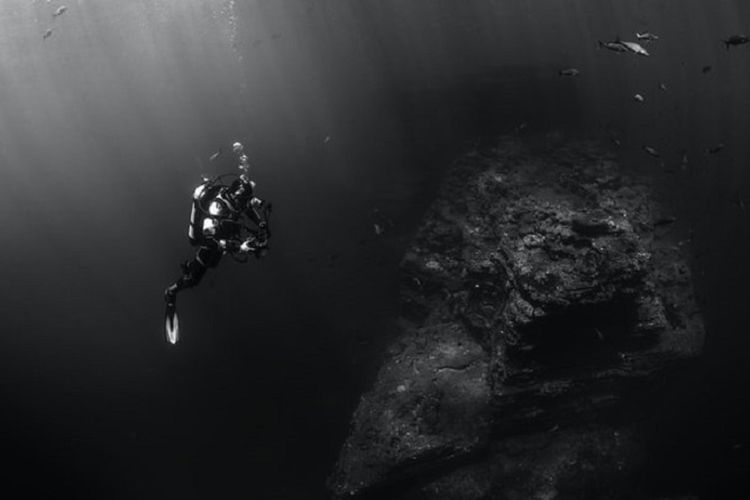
[{"left": 1, "top": 1, "right": 748, "bottom": 498}]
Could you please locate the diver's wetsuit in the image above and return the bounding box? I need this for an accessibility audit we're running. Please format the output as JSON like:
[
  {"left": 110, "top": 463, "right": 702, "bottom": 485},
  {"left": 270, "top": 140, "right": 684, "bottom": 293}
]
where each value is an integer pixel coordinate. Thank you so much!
[
  {"left": 175, "top": 240, "right": 224, "bottom": 291},
  {"left": 165, "top": 176, "right": 270, "bottom": 306}
]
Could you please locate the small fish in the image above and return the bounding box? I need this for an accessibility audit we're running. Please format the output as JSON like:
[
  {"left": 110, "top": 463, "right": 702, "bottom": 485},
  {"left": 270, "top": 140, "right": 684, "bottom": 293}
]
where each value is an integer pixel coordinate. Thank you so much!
[
  {"left": 43, "top": 28, "right": 53, "bottom": 40},
  {"left": 53, "top": 5, "right": 67, "bottom": 18},
  {"left": 727, "top": 192, "right": 747, "bottom": 211},
  {"left": 658, "top": 82, "right": 668, "bottom": 91},
  {"left": 636, "top": 32, "right": 660, "bottom": 42},
  {"left": 633, "top": 93, "right": 645, "bottom": 103},
  {"left": 654, "top": 216, "right": 677, "bottom": 227},
  {"left": 702, "top": 65, "right": 712, "bottom": 74},
  {"left": 642, "top": 145, "right": 660, "bottom": 158},
  {"left": 611, "top": 137, "right": 622, "bottom": 148},
  {"left": 723, "top": 34, "right": 749, "bottom": 50},
  {"left": 515, "top": 122, "right": 528, "bottom": 133},
  {"left": 598, "top": 40, "right": 629, "bottom": 53},
  {"left": 706, "top": 143, "right": 725, "bottom": 155},
  {"left": 558, "top": 68, "right": 580, "bottom": 77},
  {"left": 373, "top": 223, "right": 383, "bottom": 236},
  {"left": 619, "top": 40, "right": 650, "bottom": 56},
  {"left": 208, "top": 148, "right": 222, "bottom": 162},
  {"left": 324, "top": 135, "right": 332, "bottom": 144},
  {"left": 680, "top": 151, "right": 689, "bottom": 170}
]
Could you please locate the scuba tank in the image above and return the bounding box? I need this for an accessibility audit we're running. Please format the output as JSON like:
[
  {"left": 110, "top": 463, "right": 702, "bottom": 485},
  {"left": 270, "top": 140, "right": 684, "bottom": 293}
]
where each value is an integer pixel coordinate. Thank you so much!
[{"left": 187, "top": 177, "right": 224, "bottom": 246}]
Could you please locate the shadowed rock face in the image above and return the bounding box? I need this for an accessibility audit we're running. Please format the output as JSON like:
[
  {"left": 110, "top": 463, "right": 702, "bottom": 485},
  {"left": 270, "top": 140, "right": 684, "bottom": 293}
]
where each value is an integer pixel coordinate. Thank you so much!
[
  {"left": 329, "top": 136, "right": 704, "bottom": 500},
  {"left": 329, "top": 323, "right": 491, "bottom": 497}
]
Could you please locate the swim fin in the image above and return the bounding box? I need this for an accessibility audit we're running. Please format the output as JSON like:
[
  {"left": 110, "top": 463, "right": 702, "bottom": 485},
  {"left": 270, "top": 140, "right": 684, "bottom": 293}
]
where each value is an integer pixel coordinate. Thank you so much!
[{"left": 165, "top": 303, "right": 179, "bottom": 345}]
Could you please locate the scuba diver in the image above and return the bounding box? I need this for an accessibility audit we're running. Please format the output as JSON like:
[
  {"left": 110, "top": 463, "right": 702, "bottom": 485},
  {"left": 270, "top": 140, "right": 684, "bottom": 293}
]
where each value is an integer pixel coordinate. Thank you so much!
[{"left": 164, "top": 141, "right": 272, "bottom": 344}]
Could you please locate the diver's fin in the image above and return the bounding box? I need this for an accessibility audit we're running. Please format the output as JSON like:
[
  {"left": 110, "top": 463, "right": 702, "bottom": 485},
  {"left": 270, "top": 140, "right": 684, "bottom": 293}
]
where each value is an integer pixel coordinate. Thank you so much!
[{"left": 165, "top": 304, "right": 179, "bottom": 345}]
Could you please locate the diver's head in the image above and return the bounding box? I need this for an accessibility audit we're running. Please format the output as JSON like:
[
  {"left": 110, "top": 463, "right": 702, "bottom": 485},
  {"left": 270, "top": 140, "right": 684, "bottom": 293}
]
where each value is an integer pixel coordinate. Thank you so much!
[
  {"left": 227, "top": 178, "right": 255, "bottom": 208},
  {"left": 232, "top": 142, "right": 244, "bottom": 155}
]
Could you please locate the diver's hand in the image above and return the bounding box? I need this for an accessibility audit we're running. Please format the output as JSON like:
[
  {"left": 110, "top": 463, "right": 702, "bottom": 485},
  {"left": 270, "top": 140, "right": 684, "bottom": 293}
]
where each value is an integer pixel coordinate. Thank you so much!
[
  {"left": 240, "top": 238, "right": 262, "bottom": 253},
  {"left": 218, "top": 239, "right": 240, "bottom": 252},
  {"left": 240, "top": 237, "right": 268, "bottom": 254},
  {"left": 240, "top": 240, "right": 254, "bottom": 253}
]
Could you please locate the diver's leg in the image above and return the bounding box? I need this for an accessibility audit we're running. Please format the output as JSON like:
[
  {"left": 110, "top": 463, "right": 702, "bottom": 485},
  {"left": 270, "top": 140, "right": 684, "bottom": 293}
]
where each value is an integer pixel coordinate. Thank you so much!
[
  {"left": 163, "top": 246, "right": 221, "bottom": 344},
  {"left": 164, "top": 254, "right": 210, "bottom": 305}
]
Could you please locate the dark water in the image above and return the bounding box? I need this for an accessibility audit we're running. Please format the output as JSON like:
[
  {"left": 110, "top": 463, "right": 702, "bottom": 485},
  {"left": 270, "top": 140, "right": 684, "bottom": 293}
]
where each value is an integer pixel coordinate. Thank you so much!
[{"left": 1, "top": 1, "right": 748, "bottom": 498}]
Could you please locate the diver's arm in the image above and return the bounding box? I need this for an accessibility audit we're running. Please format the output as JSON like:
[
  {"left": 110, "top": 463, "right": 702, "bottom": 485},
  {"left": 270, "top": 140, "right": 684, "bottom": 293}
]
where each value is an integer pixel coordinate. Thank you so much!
[
  {"left": 202, "top": 217, "right": 235, "bottom": 250},
  {"left": 238, "top": 201, "right": 271, "bottom": 256},
  {"left": 243, "top": 197, "right": 271, "bottom": 237},
  {"left": 218, "top": 235, "right": 264, "bottom": 256},
  {"left": 205, "top": 218, "right": 260, "bottom": 254}
]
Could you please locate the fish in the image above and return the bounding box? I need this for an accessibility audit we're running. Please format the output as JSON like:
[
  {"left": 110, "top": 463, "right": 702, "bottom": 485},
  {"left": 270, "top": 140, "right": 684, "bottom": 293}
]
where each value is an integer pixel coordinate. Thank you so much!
[
  {"left": 723, "top": 35, "right": 749, "bottom": 50},
  {"left": 729, "top": 192, "right": 746, "bottom": 212},
  {"left": 619, "top": 40, "right": 650, "bottom": 56},
  {"left": 702, "top": 65, "right": 712, "bottom": 74},
  {"left": 53, "top": 5, "right": 67, "bottom": 18},
  {"left": 611, "top": 138, "right": 622, "bottom": 148},
  {"left": 659, "top": 82, "right": 668, "bottom": 91},
  {"left": 680, "top": 151, "right": 689, "bottom": 171},
  {"left": 598, "top": 40, "right": 629, "bottom": 53},
  {"left": 515, "top": 122, "right": 528, "bottom": 134},
  {"left": 558, "top": 68, "right": 580, "bottom": 77},
  {"left": 373, "top": 223, "right": 383, "bottom": 236},
  {"left": 598, "top": 38, "right": 649, "bottom": 56},
  {"left": 636, "top": 32, "right": 660, "bottom": 42},
  {"left": 208, "top": 148, "right": 222, "bottom": 162},
  {"left": 633, "top": 93, "right": 645, "bottom": 103},
  {"left": 706, "top": 143, "right": 725, "bottom": 155},
  {"left": 654, "top": 216, "right": 677, "bottom": 227},
  {"left": 642, "top": 145, "right": 660, "bottom": 158},
  {"left": 324, "top": 135, "right": 332, "bottom": 143},
  {"left": 43, "top": 28, "right": 53, "bottom": 40}
]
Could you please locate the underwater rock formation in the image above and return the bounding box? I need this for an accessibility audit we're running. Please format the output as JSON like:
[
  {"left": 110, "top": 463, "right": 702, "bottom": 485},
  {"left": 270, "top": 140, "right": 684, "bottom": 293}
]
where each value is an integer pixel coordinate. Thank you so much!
[{"left": 329, "top": 136, "right": 704, "bottom": 499}]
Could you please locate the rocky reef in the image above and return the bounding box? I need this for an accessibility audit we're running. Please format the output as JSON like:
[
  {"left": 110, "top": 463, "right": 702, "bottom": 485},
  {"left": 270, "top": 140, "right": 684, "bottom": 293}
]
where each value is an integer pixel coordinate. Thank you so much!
[{"left": 329, "top": 136, "right": 704, "bottom": 500}]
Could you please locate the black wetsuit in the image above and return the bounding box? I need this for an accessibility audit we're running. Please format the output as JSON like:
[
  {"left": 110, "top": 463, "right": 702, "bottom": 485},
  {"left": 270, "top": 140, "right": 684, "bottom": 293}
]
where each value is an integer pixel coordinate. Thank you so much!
[{"left": 166, "top": 177, "right": 270, "bottom": 303}]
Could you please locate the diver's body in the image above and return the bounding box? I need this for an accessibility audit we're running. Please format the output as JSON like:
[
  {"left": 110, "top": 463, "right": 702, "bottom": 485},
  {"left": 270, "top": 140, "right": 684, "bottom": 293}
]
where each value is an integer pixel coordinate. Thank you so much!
[{"left": 164, "top": 142, "right": 271, "bottom": 343}]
